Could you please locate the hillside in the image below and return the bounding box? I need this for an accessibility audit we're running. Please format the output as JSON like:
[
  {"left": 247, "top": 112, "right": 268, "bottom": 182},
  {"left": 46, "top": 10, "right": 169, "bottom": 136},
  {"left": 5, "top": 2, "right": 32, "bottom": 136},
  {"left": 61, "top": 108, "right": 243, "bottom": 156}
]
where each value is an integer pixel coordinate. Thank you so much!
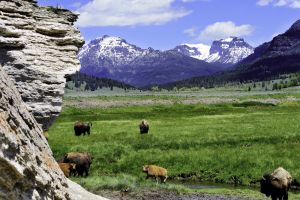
[
  {"left": 66, "top": 72, "right": 135, "bottom": 91},
  {"left": 79, "top": 35, "right": 223, "bottom": 87},
  {"left": 159, "top": 19, "right": 300, "bottom": 89}
]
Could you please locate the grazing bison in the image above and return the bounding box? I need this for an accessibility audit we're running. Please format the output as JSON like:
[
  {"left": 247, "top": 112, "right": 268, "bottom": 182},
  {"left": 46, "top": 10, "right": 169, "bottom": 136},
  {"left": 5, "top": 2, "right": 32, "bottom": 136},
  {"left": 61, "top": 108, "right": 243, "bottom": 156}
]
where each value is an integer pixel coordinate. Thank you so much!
[
  {"left": 58, "top": 163, "right": 76, "bottom": 177},
  {"left": 63, "top": 152, "right": 92, "bottom": 177},
  {"left": 143, "top": 165, "right": 168, "bottom": 184},
  {"left": 139, "top": 120, "right": 149, "bottom": 134},
  {"left": 74, "top": 121, "right": 92, "bottom": 136},
  {"left": 260, "top": 167, "right": 292, "bottom": 200}
]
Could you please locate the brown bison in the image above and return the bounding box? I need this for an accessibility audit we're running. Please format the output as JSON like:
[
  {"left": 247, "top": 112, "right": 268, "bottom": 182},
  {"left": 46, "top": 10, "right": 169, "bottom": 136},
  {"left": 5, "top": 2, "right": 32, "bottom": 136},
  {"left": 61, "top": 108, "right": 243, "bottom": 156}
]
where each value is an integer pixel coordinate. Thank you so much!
[
  {"left": 260, "top": 167, "right": 292, "bottom": 200},
  {"left": 63, "top": 152, "right": 92, "bottom": 177},
  {"left": 74, "top": 121, "right": 92, "bottom": 136},
  {"left": 139, "top": 120, "right": 149, "bottom": 134},
  {"left": 143, "top": 165, "right": 168, "bottom": 183},
  {"left": 58, "top": 163, "right": 76, "bottom": 177}
]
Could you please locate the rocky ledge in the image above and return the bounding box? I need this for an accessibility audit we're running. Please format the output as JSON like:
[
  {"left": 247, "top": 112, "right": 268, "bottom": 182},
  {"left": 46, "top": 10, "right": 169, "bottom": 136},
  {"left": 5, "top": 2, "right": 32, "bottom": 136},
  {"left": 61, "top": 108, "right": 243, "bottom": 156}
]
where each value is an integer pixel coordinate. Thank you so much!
[{"left": 0, "top": 0, "right": 84, "bottom": 131}]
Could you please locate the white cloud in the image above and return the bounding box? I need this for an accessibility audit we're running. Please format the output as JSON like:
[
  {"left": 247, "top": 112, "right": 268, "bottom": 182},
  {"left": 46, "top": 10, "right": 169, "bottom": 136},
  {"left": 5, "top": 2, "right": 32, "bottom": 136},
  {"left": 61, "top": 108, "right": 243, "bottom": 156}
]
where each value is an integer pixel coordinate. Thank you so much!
[
  {"left": 257, "top": 0, "right": 300, "bottom": 8},
  {"left": 291, "top": 0, "right": 300, "bottom": 7},
  {"left": 181, "top": 0, "right": 210, "bottom": 2},
  {"left": 198, "top": 21, "right": 254, "bottom": 41},
  {"left": 257, "top": 0, "right": 273, "bottom": 6},
  {"left": 75, "top": 0, "right": 192, "bottom": 27},
  {"left": 183, "top": 27, "right": 197, "bottom": 37}
]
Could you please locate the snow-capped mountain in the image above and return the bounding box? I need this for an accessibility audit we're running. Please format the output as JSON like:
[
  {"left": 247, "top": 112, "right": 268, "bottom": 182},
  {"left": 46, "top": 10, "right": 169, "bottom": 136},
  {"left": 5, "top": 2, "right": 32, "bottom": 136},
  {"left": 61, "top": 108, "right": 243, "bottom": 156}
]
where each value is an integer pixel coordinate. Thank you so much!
[
  {"left": 207, "top": 37, "right": 254, "bottom": 64},
  {"left": 78, "top": 35, "right": 147, "bottom": 68},
  {"left": 78, "top": 35, "right": 222, "bottom": 87},
  {"left": 173, "top": 43, "right": 210, "bottom": 60},
  {"left": 174, "top": 37, "right": 254, "bottom": 66}
]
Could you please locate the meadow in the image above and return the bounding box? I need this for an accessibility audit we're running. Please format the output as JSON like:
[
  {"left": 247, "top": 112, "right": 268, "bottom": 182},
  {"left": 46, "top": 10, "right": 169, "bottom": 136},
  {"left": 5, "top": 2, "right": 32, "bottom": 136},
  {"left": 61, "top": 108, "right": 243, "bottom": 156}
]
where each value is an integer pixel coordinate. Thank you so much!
[{"left": 49, "top": 89, "right": 300, "bottom": 199}]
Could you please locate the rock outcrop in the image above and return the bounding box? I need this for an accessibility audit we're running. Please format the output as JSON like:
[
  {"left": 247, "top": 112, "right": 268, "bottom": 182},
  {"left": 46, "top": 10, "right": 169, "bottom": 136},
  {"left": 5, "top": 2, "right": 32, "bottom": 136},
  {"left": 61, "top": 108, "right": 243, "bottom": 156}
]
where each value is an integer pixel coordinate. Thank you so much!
[
  {"left": 0, "top": 0, "right": 84, "bottom": 131},
  {"left": 0, "top": 1, "right": 109, "bottom": 199},
  {"left": 0, "top": 65, "right": 70, "bottom": 199}
]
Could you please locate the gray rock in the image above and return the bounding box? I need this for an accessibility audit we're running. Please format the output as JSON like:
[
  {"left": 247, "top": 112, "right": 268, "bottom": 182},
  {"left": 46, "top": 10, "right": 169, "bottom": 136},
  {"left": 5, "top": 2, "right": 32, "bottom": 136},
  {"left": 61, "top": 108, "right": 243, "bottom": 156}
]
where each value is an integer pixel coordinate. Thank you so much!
[
  {"left": 0, "top": 1, "right": 110, "bottom": 199},
  {"left": 0, "top": 65, "right": 69, "bottom": 199},
  {"left": 0, "top": 0, "right": 85, "bottom": 131}
]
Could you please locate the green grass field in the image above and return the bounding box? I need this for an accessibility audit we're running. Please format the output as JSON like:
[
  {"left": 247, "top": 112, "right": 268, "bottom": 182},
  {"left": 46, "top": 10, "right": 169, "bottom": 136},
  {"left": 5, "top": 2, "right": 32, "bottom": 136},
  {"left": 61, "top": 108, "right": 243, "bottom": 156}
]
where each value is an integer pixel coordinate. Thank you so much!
[{"left": 49, "top": 92, "right": 300, "bottom": 199}]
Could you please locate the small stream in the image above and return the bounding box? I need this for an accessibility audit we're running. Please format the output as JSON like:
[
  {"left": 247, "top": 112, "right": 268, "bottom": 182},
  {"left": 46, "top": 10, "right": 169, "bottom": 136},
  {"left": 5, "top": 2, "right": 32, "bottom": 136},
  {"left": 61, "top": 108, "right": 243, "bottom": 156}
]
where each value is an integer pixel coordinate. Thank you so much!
[{"left": 171, "top": 180, "right": 300, "bottom": 194}]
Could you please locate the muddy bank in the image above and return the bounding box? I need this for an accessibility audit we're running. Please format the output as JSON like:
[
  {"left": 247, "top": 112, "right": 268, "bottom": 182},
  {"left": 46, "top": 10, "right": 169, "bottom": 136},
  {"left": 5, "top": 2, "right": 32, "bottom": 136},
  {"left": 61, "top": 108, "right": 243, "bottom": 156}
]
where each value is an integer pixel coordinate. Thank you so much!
[{"left": 97, "top": 190, "right": 260, "bottom": 200}]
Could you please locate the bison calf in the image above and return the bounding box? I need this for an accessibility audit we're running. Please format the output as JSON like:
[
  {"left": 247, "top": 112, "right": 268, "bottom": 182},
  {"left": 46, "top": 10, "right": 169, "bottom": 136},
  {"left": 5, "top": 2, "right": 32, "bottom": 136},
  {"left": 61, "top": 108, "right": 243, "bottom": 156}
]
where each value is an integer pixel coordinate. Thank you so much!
[
  {"left": 139, "top": 120, "right": 149, "bottom": 134},
  {"left": 143, "top": 165, "right": 168, "bottom": 184},
  {"left": 63, "top": 152, "right": 92, "bottom": 177},
  {"left": 58, "top": 163, "right": 76, "bottom": 177},
  {"left": 260, "top": 167, "right": 292, "bottom": 200}
]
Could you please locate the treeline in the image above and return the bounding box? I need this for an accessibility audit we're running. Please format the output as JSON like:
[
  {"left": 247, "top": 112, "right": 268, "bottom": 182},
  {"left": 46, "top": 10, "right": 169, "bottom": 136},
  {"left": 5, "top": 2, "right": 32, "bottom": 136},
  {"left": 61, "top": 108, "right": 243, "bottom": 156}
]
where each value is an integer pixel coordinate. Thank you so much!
[
  {"left": 158, "top": 71, "right": 300, "bottom": 90},
  {"left": 66, "top": 72, "right": 135, "bottom": 91}
]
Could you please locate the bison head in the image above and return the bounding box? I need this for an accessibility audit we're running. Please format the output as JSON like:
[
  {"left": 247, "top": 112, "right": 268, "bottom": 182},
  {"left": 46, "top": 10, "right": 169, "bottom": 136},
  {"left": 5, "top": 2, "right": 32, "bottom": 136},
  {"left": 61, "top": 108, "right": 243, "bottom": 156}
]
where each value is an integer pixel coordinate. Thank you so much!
[
  {"left": 143, "top": 165, "right": 149, "bottom": 172},
  {"left": 260, "top": 173, "right": 273, "bottom": 197}
]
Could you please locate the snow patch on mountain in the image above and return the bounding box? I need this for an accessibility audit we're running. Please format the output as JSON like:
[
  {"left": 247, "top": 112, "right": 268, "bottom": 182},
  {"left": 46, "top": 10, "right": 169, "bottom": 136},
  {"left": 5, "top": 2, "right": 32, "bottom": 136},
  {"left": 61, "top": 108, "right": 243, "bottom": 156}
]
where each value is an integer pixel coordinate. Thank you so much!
[{"left": 175, "top": 36, "right": 254, "bottom": 65}]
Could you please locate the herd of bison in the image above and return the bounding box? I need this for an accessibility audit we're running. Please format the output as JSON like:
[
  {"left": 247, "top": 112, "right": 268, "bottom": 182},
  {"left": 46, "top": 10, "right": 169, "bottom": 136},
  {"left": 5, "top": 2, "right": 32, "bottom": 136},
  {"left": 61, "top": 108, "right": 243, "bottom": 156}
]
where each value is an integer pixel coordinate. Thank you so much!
[{"left": 54, "top": 120, "right": 293, "bottom": 200}]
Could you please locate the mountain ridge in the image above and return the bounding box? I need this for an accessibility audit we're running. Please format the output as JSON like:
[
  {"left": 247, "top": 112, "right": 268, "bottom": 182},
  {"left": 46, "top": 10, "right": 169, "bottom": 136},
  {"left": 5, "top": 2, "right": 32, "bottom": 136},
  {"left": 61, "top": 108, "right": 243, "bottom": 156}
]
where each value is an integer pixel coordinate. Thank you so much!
[
  {"left": 157, "top": 19, "right": 300, "bottom": 89},
  {"left": 79, "top": 36, "right": 223, "bottom": 87}
]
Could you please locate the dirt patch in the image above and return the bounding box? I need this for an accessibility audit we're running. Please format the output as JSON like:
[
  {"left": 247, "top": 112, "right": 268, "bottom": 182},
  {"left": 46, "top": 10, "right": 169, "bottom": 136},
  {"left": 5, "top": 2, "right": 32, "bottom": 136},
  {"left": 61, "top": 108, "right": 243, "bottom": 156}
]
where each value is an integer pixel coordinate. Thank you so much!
[{"left": 63, "top": 98, "right": 239, "bottom": 109}]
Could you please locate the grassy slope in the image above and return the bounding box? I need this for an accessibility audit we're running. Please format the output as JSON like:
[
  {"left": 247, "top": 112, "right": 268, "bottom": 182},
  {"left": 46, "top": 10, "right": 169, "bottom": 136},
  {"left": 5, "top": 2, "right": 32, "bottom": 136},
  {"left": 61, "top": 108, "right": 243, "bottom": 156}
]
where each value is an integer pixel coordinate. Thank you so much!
[{"left": 49, "top": 93, "right": 300, "bottom": 199}]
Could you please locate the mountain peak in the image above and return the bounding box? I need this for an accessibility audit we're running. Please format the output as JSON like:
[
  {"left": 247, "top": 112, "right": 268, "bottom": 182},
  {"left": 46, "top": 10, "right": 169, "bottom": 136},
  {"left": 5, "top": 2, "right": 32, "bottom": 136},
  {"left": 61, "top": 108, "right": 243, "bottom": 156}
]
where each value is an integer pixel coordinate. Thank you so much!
[
  {"left": 207, "top": 36, "right": 254, "bottom": 64},
  {"left": 286, "top": 19, "right": 300, "bottom": 35},
  {"left": 220, "top": 36, "right": 239, "bottom": 43}
]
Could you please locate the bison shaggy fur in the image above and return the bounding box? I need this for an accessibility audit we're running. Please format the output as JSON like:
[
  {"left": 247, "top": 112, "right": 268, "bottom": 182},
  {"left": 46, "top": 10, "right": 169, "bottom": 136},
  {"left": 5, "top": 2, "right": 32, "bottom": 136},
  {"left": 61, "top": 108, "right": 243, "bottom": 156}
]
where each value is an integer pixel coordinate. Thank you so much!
[
  {"left": 260, "top": 167, "right": 292, "bottom": 200},
  {"left": 63, "top": 152, "right": 92, "bottom": 177},
  {"left": 143, "top": 165, "right": 168, "bottom": 183},
  {"left": 74, "top": 121, "right": 92, "bottom": 136},
  {"left": 139, "top": 120, "right": 149, "bottom": 134},
  {"left": 58, "top": 163, "right": 76, "bottom": 177}
]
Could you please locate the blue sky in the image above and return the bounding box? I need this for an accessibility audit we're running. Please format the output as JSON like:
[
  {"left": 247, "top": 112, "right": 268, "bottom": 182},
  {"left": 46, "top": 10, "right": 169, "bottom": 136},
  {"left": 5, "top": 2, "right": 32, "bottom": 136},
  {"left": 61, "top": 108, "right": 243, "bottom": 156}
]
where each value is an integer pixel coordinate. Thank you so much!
[{"left": 37, "top": 0, "right": 299, "bottom": 50}]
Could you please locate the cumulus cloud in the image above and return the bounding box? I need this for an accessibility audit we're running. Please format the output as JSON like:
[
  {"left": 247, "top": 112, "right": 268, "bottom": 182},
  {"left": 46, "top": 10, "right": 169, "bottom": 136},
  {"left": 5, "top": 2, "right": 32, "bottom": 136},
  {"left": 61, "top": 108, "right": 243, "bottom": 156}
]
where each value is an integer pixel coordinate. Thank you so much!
[
  {"left": 257, "top": 0, "right": 273, "bottom": 6},
  {"left": 181, "top": 0, "right": 210, "bottom": 2},
  {"left": 75, "top": 0, "right": 192, "bottom": 27},
  {"left": 198, "top": 21, "right": 254, "bottom": 41},
  {"left": 183, "top": 27, "right": 197, "bottom": 37},
  {"left": 257, "top": 0, "right": 300, "bottom": 8}
]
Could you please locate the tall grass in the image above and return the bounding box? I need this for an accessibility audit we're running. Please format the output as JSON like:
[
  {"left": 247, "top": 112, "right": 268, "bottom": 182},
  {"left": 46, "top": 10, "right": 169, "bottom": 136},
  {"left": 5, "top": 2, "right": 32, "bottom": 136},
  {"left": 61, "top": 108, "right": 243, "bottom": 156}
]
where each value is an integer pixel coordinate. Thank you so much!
[{"left": 49, "top": 96, "right": 300, "bottom": 198}]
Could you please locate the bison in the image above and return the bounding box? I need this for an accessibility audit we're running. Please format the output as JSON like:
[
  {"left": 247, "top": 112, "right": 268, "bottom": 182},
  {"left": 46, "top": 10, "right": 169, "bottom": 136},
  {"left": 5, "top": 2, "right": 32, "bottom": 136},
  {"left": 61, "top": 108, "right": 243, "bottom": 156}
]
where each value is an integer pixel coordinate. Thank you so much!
[
  {"left": 139, "top": 120, "right": 149, "bottom": 134},
  {"left": 143, "top": 165, "right": 168, "bottom": 184},
  {"left": 58, "top": 163, "right": 76, "bottom": 177},
  {"left": 74, "top": 121, "right": 92, "bottom": 136},
  {"left": 260, "top": 167, "right": 292, "bottom": 200},
  {"left": 63, "top": 152, "right": 92, "bottom": 177}
]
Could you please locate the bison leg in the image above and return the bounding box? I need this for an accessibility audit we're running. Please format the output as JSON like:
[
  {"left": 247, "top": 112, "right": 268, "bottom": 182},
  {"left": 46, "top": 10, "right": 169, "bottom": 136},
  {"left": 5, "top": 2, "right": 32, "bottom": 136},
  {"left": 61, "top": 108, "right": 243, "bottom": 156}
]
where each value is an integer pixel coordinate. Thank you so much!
[
  {"left": 283, "top": 193, "right": 288, "bottom": 200},
  {"left": 163, "top": 175, "right": 168, "bottom": 183},
  {"left": 271, "top": 195, "right": 278, "bottom": 200},
  {"left": 155, "top": 176, "right": 159, "bottom": 184},
  {"left": 84, "top": 168, "right": 89, "bottom": 177},
  {"left": 145, "top": 174, "right": 149, "bottom": 179}
]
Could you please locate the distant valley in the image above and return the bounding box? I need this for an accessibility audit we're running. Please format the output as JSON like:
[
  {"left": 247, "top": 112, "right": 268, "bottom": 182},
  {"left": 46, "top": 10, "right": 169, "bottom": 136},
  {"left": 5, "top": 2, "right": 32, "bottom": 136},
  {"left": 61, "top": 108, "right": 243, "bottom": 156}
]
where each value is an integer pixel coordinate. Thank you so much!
[
  {"left": 78, "top": 35, "right": 253, "bottom": 87},
  {"left": 77, "top": 19, "right": 300, "bottom": 89}
]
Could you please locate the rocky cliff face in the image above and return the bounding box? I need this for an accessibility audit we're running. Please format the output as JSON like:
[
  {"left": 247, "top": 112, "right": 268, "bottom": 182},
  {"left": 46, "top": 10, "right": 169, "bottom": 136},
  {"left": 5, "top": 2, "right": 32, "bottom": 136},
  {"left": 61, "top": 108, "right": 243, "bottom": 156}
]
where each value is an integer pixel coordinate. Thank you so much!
[
  {"left": 0, "top": 65, "right": 70, "bottom": 199},
  {"left": 0, "top": 1, "right": 109, "bottom": 199},
  {"left": 0, "top": 0, "right": 84, "bottom": 131}
]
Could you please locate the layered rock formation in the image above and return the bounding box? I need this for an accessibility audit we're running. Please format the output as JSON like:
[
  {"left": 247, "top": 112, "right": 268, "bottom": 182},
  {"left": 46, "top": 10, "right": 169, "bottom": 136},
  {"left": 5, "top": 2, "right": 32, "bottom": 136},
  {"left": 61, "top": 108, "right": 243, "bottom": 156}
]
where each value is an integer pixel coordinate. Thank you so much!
[
  {"left": 0, "top": 0, "right": 84, "bottom": 130},
  {"left": 0, "top": 1, "right": 109, "bottom": 199},
  {"left": 0, "top": 65, "right": 70, "bottom": 199}
]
